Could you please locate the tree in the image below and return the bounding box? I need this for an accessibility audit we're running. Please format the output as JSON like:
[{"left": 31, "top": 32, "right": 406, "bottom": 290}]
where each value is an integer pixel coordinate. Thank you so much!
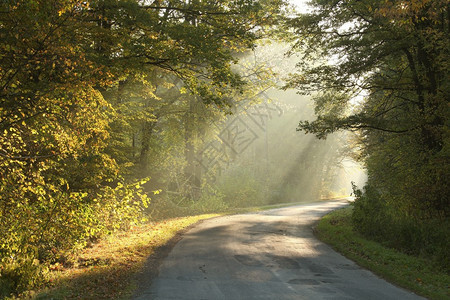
[
  {"left": 287, "top": 0, "right": 448, "bottom": 140},
  {"left": 0, "top": 0, "right": 289, "bottom": 295},
  {"left": 286, "top": 0, "right": 449, "bottom": 264}
]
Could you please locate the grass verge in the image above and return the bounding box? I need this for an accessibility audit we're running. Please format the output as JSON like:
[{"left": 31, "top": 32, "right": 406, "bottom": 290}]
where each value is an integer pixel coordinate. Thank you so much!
[
  {"left": 13, "top": 200, "right": 310, "bottom": 299},
  {"left": 9, "top": 199, "right": 341, "bottom": 300},
  {"left": 21, "top": 214, "right": 220, "bottom": 300},
  {"left": 315, "top": 206, "right": 449, "bottom": 300}
]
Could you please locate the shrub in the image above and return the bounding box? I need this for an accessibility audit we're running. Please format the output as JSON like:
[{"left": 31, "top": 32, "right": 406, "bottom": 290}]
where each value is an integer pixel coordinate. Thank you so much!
[
  {"left": 351, "top": 183, "right": 390, "bottom": 239},
  {"left": 216, "top": 169, "right": 266, "bottom": 208},
  {"left": 351, "top": 183, "right": 449, "bottom": 271},
  {"left": 0, "top": 179, "right": 149, "bottom": 297},
  {"left": 190, "top": 189, "right": 228, "bottom": 213}
]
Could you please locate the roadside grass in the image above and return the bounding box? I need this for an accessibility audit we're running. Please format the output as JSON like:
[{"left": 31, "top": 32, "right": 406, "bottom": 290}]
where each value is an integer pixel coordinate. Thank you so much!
[
  {"left": 315, "top": 206, "right": 450, "bottom": 300},
  {"left": 13, "top": 200, "right": 313, "bottom": 300},
  {"left": 7, "top": 199, "right": 344, "bottom": 300},
  {"left": 25, "top": 214, "right": 220, "bottom": 300}
]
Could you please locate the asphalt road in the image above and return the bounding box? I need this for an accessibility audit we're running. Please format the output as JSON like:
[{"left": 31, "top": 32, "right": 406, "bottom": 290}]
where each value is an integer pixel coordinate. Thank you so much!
[{"left": 134, "top": 199, "right": 424, "bottom": 300}]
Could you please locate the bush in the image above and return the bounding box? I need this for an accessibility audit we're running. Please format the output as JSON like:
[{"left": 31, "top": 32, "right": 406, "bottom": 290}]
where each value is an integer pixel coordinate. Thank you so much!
[
  {"left": 0, "top": 256, "right": 47, "bottom": 298},
  {"left": 216, "top": 169, "right": 267, "bottom": 208},
  {"left": 351, "top": 183, "right": 390, "bottom": 238},
  {"left": 351, "top": 183, "right": 449, "bottom": 271},
  {"left": 0, "top": 179, "right": 149, "bottom": 297},
  {"left": 190, "top": 190, "right": 228, "bottom": 213}
]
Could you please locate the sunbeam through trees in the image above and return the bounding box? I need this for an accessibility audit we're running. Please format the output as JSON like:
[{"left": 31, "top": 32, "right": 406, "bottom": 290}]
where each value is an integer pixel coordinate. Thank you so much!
[{"left": 0, "top": 0, "right": 448, "bottom": 297}]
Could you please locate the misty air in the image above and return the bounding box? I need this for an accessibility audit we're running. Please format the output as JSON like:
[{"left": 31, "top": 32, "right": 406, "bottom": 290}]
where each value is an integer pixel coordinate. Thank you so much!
[{"left": 0, "top": 0, "right": 447, "bottom": 299}]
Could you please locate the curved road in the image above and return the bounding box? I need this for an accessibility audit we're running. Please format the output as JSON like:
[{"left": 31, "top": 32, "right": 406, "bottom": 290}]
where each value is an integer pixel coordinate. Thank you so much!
[{"left": 134, "top": 200, "right": 424, "bottom": 300}]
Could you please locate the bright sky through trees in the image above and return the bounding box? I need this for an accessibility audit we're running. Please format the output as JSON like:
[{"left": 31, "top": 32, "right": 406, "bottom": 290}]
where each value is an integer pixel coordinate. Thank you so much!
[
  {"left": 290, "top": 0, "right": 310, "bottom": 13},
  {"left": 1, "top": 1, "right": 447, "bottom": 297}
]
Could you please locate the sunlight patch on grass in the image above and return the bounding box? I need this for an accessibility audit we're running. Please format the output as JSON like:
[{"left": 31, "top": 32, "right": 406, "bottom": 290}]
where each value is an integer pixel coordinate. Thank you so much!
[
  {"left": 22, "top": 200, "right": 339, "bottom": 299},
  {"left": 315, "top": 207, "right": 450, "bottom": 300},
  {"left": 31, "top": 214, "right": 219, "bottom": 300}
]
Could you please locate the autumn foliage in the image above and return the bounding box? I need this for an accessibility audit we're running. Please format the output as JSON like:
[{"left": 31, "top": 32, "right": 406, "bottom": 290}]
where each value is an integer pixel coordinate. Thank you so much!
[{"left": 0, "top": 0, "right": 287, "bottom": 296}]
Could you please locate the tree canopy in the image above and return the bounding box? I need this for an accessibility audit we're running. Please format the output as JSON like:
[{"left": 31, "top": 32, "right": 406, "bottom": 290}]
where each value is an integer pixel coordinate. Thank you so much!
[
  {"left": 286, "top": 0, "right": 449, "bottom": 267},
  {"left": 1, "top": 0, "right": 448, "bottom": 296},
  {"left": 0, "top": 0, "right": 289, "bottom": 295}
]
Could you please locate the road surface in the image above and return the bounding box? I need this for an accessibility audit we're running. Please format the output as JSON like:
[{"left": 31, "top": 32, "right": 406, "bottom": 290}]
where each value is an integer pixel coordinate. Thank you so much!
[{"left": 134, "top": 200, "right": 424, "bottom": 299}]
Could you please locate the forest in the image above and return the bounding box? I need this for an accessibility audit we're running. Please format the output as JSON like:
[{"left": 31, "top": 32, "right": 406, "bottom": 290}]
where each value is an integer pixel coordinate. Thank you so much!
[{"left": 0, "top": 0, "right": 448, "bottom": 297}]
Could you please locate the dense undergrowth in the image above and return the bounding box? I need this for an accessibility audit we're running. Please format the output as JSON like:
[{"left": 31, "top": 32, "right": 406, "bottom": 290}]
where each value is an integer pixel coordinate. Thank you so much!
[
  {"left": 18, "top": 214, "right": 219, "bottom": 300},
  {"left": 352, "top": 184, "right": 449, "bottom": 271},
  {"left": 0, "top": 178, "right": 305, "bottom": 300},
  {"left": 2, "top": 195, "right": 310, "bottom": 300},
  {"left": 316, "top": 206, "right": 450, "bottom": 300}
]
